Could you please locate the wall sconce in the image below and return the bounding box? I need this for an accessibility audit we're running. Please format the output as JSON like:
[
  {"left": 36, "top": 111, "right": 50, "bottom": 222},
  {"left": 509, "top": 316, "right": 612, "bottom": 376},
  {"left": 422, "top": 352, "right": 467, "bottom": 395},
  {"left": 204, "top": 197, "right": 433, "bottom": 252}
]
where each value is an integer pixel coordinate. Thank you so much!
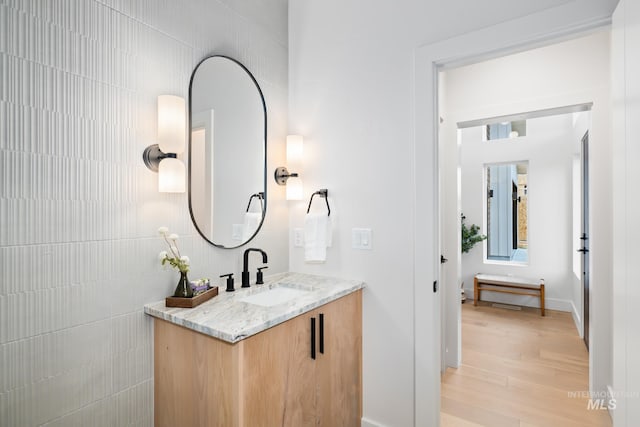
[
  {"left": 142, "top": 95, "right": 186, "bottom": 193},
  {"left": 275, "top": 135, "right": 304, "bottom": 200}
]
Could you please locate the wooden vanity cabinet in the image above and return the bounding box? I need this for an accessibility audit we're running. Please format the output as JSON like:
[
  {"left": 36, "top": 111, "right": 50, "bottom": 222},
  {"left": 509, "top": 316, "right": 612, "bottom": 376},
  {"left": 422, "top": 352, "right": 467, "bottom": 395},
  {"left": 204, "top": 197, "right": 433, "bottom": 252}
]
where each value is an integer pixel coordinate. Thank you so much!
[
  {"left": 154, "top": 290, "right": 362, "bottom": 427},
  {"left": 314, "top": 290, "right": 363, "bottom": 426}
]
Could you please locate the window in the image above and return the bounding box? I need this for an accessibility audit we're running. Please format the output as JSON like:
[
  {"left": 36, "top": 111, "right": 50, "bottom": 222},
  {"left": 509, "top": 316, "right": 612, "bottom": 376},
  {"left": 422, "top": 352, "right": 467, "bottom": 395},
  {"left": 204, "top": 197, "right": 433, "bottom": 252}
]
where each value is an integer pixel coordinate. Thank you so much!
[
  {"left": 486, "top": 162, "right": 528, "bottom": 263},
  {"left": 484, "top": 120, "right": 527, "bottom": 140}
]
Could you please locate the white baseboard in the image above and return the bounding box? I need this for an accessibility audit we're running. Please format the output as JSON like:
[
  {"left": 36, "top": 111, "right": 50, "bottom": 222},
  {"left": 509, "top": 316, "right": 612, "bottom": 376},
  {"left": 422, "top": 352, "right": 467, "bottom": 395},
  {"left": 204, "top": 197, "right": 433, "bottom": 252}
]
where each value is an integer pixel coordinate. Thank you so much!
[
  {"left": 362, "top": 417, "right": 386, "bottom": 427},
  {"left": 571, "top": 299, "right": 582, "bottom": 337},
  {"left": 464, "top": 288, "right": 573, "bottom": 312}
]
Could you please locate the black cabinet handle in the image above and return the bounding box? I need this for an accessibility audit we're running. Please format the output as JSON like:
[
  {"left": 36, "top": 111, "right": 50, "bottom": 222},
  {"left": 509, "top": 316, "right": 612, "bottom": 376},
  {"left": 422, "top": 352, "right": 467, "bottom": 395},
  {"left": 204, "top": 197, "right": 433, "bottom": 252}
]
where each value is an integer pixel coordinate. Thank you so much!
[
  {"left": 319, "top": 313, "right": 324, "bottom": 354},
  {"left": 577, "top": 248, "right": 589, "bottom": 253},
  {"left": 311, "top": 317, "right": 316, "bottom": 360}
]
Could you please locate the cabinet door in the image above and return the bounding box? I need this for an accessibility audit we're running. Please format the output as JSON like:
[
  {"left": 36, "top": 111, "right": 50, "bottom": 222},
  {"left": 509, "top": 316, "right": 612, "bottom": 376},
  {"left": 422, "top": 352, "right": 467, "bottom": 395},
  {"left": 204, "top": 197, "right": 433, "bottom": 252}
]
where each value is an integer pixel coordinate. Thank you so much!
[
  {"left": 154, "top": 319, "right": 240, "bottom": 427},
  {"left": 316, "top": 290, "right": 363, "bottom": 427},
  {"left": 241, "top": 311, "right": 317, "bottom": 427}
]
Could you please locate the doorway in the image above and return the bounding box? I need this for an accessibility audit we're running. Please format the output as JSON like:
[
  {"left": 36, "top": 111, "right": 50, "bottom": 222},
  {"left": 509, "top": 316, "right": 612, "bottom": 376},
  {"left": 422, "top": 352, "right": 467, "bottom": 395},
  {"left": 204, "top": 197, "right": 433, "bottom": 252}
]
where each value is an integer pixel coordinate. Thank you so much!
[
  {"left": 414, "top": 15, "right": 613, "bottom": 427},
  {"left": 436, "top": 32, "right": 605, "bottom": 425}
]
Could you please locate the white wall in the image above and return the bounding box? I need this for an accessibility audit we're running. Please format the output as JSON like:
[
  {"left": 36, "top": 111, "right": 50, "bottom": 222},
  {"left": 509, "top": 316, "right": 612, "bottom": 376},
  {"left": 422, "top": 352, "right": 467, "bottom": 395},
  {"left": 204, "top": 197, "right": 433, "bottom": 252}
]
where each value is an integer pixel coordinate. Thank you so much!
[
  {"left": 289, "top": 1, "right": 618, "bottom": 425},
  {"left": 440, "top": 29, "right": 612, "bottom": 400},
  {"left": 459, "top": 114, "right": 579, "bottom": 313},
  {"left": 612, "top": 0, "right": 640, "bottom": 425},
  {"left": 0, "top": 0, "right": 288, "bottom": 425}
]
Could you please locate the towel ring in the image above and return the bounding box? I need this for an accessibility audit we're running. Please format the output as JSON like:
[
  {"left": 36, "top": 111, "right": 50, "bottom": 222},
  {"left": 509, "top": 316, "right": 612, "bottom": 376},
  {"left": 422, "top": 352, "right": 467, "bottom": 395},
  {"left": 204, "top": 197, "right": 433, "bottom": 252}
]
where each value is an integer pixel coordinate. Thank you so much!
[
  {"left": 246, "top": 192, "right": 264, "bottom": 213},
  {"left": 306, "top": 189, "right": 330, "bottom": 216}
]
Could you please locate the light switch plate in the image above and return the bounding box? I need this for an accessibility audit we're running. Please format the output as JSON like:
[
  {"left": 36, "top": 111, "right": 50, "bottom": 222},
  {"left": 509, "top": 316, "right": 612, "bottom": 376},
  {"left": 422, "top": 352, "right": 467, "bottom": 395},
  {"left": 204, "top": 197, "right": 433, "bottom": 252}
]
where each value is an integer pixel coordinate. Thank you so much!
[
  {"left": 294, "top": 228, "right": 304, "bottom": 247},
  {"left": 352, "top": 228, "right": 372, "bottom": 250}
]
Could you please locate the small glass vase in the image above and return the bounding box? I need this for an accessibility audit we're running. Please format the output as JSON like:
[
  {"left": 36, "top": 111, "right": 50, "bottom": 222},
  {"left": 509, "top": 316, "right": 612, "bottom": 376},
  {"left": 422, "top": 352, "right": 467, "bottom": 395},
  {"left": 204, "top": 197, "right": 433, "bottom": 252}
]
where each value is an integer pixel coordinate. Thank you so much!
[{"left": 173, "top": 271, "right": 193, "bottom": 298}]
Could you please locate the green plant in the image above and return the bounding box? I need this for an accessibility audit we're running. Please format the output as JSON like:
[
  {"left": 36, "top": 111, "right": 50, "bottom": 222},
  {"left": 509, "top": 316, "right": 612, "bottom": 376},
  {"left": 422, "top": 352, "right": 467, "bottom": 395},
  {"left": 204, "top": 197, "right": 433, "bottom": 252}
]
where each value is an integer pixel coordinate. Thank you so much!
[{"left": 461, "top": 214, "right": 486, "bottom": 253}]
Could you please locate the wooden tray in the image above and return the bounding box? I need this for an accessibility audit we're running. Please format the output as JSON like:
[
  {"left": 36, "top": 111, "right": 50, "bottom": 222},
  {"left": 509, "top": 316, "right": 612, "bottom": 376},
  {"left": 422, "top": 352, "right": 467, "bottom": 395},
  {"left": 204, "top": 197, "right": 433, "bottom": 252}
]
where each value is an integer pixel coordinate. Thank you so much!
[{"left": 166, "top": 286, "right": 219, "bottom": 308}]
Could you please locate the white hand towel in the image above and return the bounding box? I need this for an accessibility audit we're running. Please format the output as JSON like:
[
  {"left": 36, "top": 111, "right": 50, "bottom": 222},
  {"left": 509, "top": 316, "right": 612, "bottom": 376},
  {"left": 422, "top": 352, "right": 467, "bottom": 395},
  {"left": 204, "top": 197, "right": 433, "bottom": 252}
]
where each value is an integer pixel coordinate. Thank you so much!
[
  {"left": 305, "top": 213, "right": 332, "bottom": 263},
  {"left": 242, "top": 212, "right": 262, "bottom": 241}
]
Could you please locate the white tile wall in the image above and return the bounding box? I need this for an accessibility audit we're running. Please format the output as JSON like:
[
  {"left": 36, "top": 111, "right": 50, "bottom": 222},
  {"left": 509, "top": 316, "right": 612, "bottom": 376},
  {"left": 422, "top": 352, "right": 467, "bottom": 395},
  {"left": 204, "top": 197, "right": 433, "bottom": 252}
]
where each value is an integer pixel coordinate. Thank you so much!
[{"left": 0, "top": 0, "right": 288, "bottom": 425}]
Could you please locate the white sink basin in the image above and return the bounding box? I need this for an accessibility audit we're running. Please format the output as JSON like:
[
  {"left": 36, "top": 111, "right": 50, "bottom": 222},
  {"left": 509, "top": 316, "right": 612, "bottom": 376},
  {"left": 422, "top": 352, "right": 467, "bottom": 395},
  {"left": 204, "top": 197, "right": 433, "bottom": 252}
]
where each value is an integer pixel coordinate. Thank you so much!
[{"left": 239, "top": 286, "right": 309, "bottom": 307}]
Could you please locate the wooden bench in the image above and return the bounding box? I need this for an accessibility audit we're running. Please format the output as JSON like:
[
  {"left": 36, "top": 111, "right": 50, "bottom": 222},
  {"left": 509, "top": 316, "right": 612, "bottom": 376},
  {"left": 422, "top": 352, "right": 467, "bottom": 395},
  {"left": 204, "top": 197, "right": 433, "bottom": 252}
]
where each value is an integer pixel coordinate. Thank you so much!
[{"left": 474, "top": 274, "right": 545, "bottom": 316}]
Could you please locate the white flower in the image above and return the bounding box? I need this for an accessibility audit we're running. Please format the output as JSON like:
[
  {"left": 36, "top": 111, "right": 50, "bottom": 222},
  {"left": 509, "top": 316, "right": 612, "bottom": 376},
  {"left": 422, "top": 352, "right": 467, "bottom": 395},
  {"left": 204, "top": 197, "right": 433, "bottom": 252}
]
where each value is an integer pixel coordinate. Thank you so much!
[{"left": 157, "top": 226, "right": 191, "bottom": 273}]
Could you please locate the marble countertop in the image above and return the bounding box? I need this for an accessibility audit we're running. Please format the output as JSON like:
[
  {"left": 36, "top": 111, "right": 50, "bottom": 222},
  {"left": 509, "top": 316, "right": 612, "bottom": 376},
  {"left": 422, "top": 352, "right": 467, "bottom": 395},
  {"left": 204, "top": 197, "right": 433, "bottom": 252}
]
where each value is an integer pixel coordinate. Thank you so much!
[{"left": 144, "top": 272, "right": 364, "bottom": 343}]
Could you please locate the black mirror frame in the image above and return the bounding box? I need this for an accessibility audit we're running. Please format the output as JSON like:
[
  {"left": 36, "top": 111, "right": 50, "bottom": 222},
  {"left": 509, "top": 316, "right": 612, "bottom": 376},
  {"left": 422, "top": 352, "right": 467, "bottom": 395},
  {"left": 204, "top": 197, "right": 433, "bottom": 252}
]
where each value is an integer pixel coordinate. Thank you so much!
[{"left": 187, "top": 55, "right": 268, "bottom": 249}]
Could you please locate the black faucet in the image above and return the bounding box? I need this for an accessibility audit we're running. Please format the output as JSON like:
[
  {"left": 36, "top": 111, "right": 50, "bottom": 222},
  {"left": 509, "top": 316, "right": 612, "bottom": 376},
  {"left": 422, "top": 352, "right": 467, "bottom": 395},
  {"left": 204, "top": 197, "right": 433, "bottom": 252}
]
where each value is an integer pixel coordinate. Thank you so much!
[{"left": 242, "top": 248, "right": 268, "bottom": 287}]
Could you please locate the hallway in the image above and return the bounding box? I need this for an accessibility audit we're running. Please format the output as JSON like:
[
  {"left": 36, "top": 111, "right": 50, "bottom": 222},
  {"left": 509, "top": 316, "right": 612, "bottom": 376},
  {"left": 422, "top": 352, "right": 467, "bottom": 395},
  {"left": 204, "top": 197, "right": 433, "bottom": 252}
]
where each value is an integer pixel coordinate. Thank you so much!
[{"left": 441, "top": 303, "right": 612, "bottom": 427}]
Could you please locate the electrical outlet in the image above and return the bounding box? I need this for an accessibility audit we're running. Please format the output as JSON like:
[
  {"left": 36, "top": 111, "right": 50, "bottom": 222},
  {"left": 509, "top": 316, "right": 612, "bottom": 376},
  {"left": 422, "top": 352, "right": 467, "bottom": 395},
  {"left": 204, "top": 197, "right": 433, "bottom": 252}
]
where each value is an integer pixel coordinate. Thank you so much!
[
  {"left": 232, "top": 224, "right": 243, "bottom": 241},
  {"left": 294, "top": 228, "right": 304, "bottom": 247}
]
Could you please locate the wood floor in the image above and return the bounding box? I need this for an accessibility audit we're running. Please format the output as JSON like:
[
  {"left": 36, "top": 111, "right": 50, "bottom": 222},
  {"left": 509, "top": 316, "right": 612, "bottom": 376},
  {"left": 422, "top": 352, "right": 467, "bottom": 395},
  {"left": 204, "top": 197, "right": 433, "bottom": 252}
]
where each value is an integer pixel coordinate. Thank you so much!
[{"left": 441, "top": 302, "right": 612, "bottom": 427}]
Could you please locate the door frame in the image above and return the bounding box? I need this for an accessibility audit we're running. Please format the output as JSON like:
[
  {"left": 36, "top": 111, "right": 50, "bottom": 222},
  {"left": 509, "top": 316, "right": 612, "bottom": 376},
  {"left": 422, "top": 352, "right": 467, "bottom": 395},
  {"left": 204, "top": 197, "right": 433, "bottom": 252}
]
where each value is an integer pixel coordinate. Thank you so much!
[
  {"left": 413, "top": 9, "right": 611, "bottom": 426},
  {"left": 581, "top": 131, "right": 590, "bottom": 349}
]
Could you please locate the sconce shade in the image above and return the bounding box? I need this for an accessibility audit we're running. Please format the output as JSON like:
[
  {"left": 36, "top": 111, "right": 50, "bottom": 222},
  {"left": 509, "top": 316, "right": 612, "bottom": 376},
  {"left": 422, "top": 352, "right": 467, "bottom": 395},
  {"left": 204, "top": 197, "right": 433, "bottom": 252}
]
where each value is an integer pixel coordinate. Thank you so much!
[
  {"left": 286, "top": 135, "right": 304, "bottom": 166},
  {"left": 158, "top": 157, "right": 186, "bottom": 193},
  {"left": 286, "top": 176, "right": 303, "bottom": 200},
  {"left": 158, "top": 95, "right": 186, "bottom": 154}
]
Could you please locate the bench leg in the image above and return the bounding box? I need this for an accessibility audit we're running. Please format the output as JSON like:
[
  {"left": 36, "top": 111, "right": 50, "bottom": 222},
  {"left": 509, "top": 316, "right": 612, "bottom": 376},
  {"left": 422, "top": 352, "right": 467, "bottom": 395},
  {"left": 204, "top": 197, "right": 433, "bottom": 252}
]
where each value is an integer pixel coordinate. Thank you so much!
[
  {"left": 540, "top": 284, "right": 545, "bottom": 316},
  {"left": 474, "top": 277, "right": 479, "bottom": 306}
]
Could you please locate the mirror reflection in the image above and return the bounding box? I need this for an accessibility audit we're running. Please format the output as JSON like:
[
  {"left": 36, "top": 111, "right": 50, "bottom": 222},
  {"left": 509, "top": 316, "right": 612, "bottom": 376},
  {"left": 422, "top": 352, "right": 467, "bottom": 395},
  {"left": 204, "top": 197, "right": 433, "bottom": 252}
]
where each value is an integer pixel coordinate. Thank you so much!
[
  {"left": 189, "top": 56, "right": 266, "bottom": 248},
  {"left": 485, "top": 162, "right": 528, "bottom": 263}
]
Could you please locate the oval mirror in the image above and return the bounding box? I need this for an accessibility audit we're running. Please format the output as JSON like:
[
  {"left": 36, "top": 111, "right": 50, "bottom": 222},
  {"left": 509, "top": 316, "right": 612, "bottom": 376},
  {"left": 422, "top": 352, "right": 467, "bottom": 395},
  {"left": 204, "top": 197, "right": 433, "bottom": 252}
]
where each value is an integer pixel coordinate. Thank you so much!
[{"left": 188, "top": 56, "right": 267, "bottom": 248}]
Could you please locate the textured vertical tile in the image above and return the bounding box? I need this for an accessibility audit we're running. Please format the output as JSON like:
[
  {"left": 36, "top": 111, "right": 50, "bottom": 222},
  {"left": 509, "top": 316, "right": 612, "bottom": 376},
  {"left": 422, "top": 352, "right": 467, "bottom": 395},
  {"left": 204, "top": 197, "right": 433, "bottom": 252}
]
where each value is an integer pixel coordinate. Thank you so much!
[{"left": 1, "top": 0, "right": 288, "bottom": 424}]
